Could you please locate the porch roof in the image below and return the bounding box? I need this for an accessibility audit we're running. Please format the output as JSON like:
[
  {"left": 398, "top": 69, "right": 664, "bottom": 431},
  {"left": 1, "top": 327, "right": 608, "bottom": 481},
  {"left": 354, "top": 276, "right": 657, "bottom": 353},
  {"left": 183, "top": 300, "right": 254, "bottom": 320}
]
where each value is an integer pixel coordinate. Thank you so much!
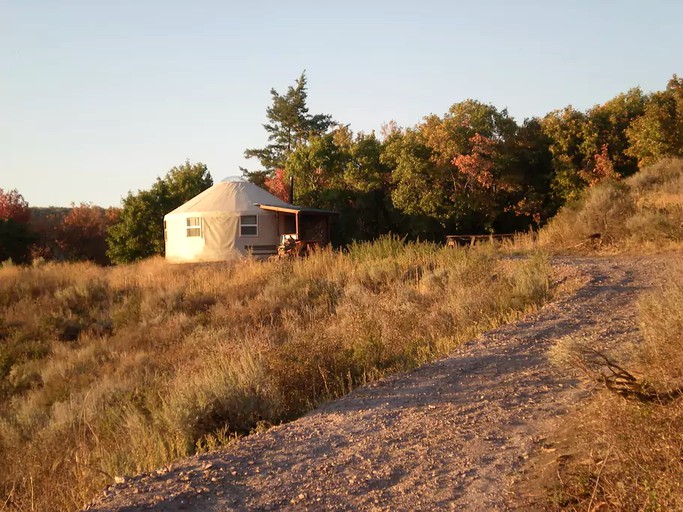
[{"left": 257, "top": 204, "right": 337, "bottom": 215}]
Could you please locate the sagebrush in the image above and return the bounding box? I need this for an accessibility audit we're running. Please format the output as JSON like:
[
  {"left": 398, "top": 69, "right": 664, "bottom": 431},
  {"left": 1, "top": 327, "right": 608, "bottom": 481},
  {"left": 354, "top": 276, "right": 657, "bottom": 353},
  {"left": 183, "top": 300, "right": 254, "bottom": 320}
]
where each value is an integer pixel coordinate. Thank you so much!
[
  {"left": 539, "top": 158, "right": 683, "bottom": 251},
  {"left": 0, "top": 238, "right": 552, "bottom": 511},
  {"left": 546, "top": 260, "right": 683, "bottom": 511}
]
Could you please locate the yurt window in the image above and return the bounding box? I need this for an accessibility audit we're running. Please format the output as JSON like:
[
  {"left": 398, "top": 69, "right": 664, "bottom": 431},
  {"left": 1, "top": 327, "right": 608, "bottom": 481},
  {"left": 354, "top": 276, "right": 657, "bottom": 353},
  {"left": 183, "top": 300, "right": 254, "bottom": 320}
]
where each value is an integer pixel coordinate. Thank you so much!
[
  {"left": 240, "top": 215, "right": 258, "bottom": 237},
  {"left": 186, "top": 217, "right": 202, "bottom": 237}
]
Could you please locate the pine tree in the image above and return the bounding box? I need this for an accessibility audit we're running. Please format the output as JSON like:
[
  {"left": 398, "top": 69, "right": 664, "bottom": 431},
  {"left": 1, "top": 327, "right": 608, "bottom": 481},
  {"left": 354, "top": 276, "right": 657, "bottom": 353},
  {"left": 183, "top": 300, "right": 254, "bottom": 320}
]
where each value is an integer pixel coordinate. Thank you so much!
[{"left": 244, "top": 72, "right": 334, "bottom": 176}]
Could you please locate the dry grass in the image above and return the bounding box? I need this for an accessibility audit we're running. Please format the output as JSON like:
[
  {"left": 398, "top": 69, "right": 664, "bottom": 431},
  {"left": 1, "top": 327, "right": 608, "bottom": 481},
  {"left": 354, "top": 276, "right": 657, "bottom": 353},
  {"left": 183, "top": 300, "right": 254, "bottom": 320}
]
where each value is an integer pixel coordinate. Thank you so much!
[
  {"left": 538, "top": 158, "right": 683, "bottom": 252},
  {"left": 0, "top": 237, "right": 553, "bottom": 511},
  {"left": 545, "top": 260, "right": 683, "bottom": 511},
  {"left": 520, "top": 158, "right": 683, "bottom": 510}
]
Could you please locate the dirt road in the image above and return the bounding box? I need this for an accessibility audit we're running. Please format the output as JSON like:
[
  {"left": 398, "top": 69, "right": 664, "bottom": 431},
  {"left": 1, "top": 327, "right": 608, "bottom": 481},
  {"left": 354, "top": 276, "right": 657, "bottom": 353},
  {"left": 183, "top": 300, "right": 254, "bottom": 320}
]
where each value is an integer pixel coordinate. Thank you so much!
[{"left": 87, "top": 256, "right": 660, "bottom": 511}]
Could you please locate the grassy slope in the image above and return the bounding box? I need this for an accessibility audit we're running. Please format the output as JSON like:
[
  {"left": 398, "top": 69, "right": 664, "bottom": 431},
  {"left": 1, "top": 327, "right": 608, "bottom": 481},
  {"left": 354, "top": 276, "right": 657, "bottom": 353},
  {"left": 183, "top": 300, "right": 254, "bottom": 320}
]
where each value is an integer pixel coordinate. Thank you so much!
[
  {"left": 6, "top": 158, "right": 680, "bottom": 511},
  {"left": 0, "top": 238, "right": 551, "bottom": 511},
  {"left": 543, "top": 262, "right": 683, "bottom": 511},
  {"left": 539, "top": 157, "right": 683, "bottom": 252},
  {"left": 536, "top": 159, "right": 683, "bottom": 510}
]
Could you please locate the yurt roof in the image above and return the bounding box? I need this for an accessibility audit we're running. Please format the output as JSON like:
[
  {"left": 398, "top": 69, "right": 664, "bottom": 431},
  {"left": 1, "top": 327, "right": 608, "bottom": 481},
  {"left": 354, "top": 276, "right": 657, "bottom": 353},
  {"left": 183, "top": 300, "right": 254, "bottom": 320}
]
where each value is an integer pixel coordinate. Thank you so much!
[{"left": 165, "top": 180, "right": 291, "bottom": 216}]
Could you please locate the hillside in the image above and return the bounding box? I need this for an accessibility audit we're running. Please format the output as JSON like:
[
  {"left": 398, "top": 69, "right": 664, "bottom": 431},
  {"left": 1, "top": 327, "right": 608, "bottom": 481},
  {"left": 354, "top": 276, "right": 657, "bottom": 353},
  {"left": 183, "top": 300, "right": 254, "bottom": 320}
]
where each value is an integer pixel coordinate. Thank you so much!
[
  {"left": 2, "top": 160, "right": 682, "bottom": 511},
  {"left": 539, "top": 157, "right": 683, "bottom": 251},
  {"left": 0, "top": 239, "right": 551, "bottom": 511},
  {"left": 85, "top": 159, "right": 683, "bottom": 511},
  {"left": 86, "top": 255, "right": 666, "bottom": 511}
]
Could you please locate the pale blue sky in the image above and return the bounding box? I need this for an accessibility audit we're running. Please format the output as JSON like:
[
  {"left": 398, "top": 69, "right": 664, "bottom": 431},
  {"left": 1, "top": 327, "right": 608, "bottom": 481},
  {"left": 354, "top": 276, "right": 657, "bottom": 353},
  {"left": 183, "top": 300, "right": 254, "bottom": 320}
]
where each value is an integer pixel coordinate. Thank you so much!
[{"left": 1, "top": 0, "right": 681, "bottom": 207}]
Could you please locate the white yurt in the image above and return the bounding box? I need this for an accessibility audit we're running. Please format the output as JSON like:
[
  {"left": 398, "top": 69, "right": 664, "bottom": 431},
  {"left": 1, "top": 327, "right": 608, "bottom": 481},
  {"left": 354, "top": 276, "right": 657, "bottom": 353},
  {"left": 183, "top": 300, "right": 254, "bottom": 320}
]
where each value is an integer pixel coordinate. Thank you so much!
[{"left": 164, "top": 178, "right": 292, "bottom": 263}]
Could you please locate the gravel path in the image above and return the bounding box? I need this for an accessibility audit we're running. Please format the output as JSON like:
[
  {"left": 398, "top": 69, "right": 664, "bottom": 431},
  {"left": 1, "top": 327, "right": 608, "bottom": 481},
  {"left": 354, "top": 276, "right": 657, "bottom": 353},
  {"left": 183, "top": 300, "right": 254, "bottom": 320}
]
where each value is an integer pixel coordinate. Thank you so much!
[{"left": 87, "top": 256, "right": 661, "bottom": 511}]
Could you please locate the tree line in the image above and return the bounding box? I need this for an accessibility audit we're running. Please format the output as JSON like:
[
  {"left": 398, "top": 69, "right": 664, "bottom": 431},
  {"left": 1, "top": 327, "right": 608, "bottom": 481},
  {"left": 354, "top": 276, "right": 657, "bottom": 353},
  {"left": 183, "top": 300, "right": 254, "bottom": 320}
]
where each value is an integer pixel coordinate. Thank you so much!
[
  {"left": 1, "top": 73, "right": 681, "bottom": 264},
  {"left": 244, "top": 72, "right": 683, "bottom": 243},
  {"left": 0, "top": 161, "right": 211, "bottom": 264}
]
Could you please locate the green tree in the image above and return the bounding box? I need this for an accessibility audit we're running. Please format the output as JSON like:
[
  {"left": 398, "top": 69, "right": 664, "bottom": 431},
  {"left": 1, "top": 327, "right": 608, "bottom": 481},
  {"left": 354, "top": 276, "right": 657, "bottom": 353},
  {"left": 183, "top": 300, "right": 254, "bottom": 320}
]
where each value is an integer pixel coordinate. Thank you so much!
[
  {"left": 285, "top": 126, "right": 390, "bottom": 201},
  {"left": 285, "top": 130, "right": 347, "bottom": 200},
  {"left": 244, "top": 72, "right": 334, "bottom": 177},
  {"left": 510, "top": 119, "right": 557, "bottom": 224},
  {"left": 285, "top": 127, "right": 396, "bottom": 243},
  {"left": 541, "top": 106, "right": 589, "bottom": 203},
  {"left": 582, "top": 88, "right": 645, "bottom": 176},
  {"left": 341, "top": 129, "right": 391, "bottom": 193},
  {"left": 544, "top": 89, "right": 647, "bottom": 204},
  {"left": 419, "top": 99, "right": 517, "bottom": 166},
  {"left": 626, "top": 75, "right": 683, "bottom": 167},
  {"left": 382, "top": 129, "right": 450, "bottom": 223},
  {"left": 106, "top": 161, "right": 212, "bottom": 263},
  {"left": 384, "top": 100, "right": 521, "bottom": 233}
]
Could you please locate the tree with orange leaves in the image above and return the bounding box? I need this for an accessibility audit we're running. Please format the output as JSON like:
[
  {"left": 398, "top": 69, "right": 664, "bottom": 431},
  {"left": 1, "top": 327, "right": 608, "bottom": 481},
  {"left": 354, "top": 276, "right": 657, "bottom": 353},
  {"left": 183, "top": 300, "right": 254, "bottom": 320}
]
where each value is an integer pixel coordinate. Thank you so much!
[
  {"left": 0, "top": 188, "right": 30, "bottom": 224},
  {"left": 0, "top": 188, "right": 33, "bottom": 263},
  {"left": 580, "top": 144, "right": 621, "bottom": 187},
  {"left": 59, "top": 204, "right": 120, "bottom": 264},
  {"left": 263, "top": 168, "right": 291, "bottom": 202},
  {"left": 452, "top": 133, "right": 497, "bottom": 191}
]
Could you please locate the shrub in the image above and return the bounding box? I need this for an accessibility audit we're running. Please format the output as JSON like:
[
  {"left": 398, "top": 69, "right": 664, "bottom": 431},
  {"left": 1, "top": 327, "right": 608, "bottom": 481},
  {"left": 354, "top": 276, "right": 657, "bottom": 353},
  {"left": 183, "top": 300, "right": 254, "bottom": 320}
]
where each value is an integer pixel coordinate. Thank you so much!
[
  {"left": 0, "top": 239, "right": 554, "bottom": 510},
  {"left": 546, "top": 260, "right": 683, "bottom": 510},
  {"left": 538, "top": 157, "right": 683, "bottom": 251}
]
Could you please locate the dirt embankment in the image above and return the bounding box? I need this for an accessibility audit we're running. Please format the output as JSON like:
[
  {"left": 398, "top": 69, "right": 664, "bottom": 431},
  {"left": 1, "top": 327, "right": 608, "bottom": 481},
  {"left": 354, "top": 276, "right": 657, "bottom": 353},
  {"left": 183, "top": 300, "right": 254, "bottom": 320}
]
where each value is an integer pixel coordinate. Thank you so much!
[{"left": 86, "top": 256, "right": 663, "bottom": 512}]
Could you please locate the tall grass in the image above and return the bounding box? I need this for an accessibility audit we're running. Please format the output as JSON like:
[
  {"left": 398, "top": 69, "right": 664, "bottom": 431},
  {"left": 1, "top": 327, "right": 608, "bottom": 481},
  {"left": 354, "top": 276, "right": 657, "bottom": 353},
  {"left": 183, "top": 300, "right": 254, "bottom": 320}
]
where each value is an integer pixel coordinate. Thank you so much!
[
  {"left": 539, "top": 158, "right": 683, "bottom": 251},
  {"left": 520, "top": 159, "right": 683, "bottom": 509},
  {"left": 547, "top": 261, "right": 683, "bottom": 510},
  {"left": 0, "top": 239, "right": 552, "bottom": 511}
]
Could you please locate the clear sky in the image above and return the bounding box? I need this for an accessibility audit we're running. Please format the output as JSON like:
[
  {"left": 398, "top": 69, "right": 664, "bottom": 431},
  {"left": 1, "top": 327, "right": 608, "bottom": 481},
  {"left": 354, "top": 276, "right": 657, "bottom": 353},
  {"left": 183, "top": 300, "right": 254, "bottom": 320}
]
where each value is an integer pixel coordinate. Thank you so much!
[{"left": 2, "top": 0, "right": 681, "bottom": 207}]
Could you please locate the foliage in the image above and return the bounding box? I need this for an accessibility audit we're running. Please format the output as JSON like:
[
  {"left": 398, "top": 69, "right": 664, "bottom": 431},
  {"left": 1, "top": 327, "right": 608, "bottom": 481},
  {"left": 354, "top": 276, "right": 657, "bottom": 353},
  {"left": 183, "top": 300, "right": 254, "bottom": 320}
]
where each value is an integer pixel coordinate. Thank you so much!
[
  {"left": 541, "top": 106, "right": 592, "bottom": 203},
  {"left": 0, "top": 241, "right": 553, "bottom": 510},
  {"left": 244, "top": 71, "right": 334, "bottom": 175},
  {"left": 578, "top": 143, "right": 620, "bottom": 186},
  {"left": 539, "top": 157, "right": 683, "bottom": 251},
  {"left": 0, "top": 220, "right": 34, "bottom": 264},
  {"left": 263, "top": 168, "right": 290, "bottom": 202},
  {"left": 59, "top": 204, "right": 120, "bottom": 264},
  {"left": 285, "top": 127, "right": 397, "bottom": 243},
  {"left": 106, "top": 161, "right": 212, "bottom": 264},
  {"left": 504, "top": 118, "right": 555, "bottom": 223},
  {"left": 0, "top": 189, "right": 33, "bottom": 263},
  {"left": 384, "top": 100, "right": 548, "bottom": 234},
  {"left": 626, "top": 75, "right": 683, "bottom": 167},
  {"left": 27, "top": 207, "right": 69, "bottom": 260},
  {"left": 238, "top": 73, "right": 682, "bottom": 243},
  {"left": 584, "top": 88, "right": 645, "bottom": 176},
  {"left": 0, "top": 188, "right": 30, "bottom": 224},
  {"left": 542, "top": 90, "right": 645, "bottom": 203}
]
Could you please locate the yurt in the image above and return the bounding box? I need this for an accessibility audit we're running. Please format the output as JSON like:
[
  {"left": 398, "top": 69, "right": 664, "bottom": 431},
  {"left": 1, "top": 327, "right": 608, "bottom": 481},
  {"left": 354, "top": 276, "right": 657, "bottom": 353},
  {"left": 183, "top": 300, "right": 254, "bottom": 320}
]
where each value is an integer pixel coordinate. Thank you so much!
[
  {"left": 164, "top": 178, "right": 335, "bottom": 263},
  {"left": 164, "top": 178, "right": 291, "bottom": 262}
]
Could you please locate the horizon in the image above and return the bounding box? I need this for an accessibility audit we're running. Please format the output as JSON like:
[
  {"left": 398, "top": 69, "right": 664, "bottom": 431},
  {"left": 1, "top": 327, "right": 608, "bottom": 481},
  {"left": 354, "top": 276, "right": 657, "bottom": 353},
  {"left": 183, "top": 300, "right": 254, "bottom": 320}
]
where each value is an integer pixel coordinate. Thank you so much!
[{"left": 2, "top": 0, "right": 682, "bottom": 208}]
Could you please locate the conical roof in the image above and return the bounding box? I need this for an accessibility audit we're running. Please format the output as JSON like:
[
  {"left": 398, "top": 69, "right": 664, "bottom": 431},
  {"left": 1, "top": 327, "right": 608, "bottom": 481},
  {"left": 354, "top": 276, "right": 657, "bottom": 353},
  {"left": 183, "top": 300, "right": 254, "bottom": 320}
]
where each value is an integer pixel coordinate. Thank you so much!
[{"left": 165, "top": 180, "right": 291, "bottom": 216}]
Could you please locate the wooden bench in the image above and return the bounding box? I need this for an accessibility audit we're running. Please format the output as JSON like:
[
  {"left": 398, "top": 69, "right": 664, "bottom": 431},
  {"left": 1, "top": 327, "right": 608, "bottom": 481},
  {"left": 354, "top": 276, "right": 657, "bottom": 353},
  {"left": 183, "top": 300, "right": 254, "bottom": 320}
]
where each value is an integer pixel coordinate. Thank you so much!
[{"left": 446, "top": 234, "right": 516, "bottom": 247}]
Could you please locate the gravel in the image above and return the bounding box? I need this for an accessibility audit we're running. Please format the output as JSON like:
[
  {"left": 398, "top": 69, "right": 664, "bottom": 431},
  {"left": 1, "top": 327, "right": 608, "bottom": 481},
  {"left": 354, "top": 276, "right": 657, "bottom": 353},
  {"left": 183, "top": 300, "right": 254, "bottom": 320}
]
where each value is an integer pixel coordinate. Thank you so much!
[{"left": 86, "top": 255, "right": 665, "bottom": 512}]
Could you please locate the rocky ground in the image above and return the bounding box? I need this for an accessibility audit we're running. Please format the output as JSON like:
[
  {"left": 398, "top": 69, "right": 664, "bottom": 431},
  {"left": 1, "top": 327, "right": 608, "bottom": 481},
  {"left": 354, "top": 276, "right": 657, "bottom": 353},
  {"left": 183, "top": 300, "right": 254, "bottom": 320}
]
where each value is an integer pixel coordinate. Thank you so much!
[{"left": 86, "top": 256, "right": 664, "bottom": 511}]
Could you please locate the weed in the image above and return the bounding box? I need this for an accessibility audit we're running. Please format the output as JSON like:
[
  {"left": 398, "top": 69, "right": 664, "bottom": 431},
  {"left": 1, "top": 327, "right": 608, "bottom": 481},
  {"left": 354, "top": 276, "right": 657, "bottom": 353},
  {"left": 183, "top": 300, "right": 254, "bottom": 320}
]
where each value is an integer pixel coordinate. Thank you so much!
[
  {"left": 0, "top": 239, "right": 553, "bottom": 511},
  {"left": 538, "top": 158, "right": 683, "bottom": 252},
  {"left": 547, "top": 261, "right": 683, "bottom": 511}
]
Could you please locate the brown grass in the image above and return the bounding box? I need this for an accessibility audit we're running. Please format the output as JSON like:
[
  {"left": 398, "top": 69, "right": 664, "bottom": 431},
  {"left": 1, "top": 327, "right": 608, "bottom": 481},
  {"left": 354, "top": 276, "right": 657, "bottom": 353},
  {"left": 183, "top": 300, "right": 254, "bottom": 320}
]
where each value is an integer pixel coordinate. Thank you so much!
[
  {"left": 0, "top": 237, "right": 553, "bottom": 511},
  {"left": 538, "top": 158, "right": 683, "bottom": 252},
  {"left": 544, "top": 260, "right": 683, "bottom": 511},
  {"left": 520, "top": 159, "right": 683, "bottom": 510}
]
